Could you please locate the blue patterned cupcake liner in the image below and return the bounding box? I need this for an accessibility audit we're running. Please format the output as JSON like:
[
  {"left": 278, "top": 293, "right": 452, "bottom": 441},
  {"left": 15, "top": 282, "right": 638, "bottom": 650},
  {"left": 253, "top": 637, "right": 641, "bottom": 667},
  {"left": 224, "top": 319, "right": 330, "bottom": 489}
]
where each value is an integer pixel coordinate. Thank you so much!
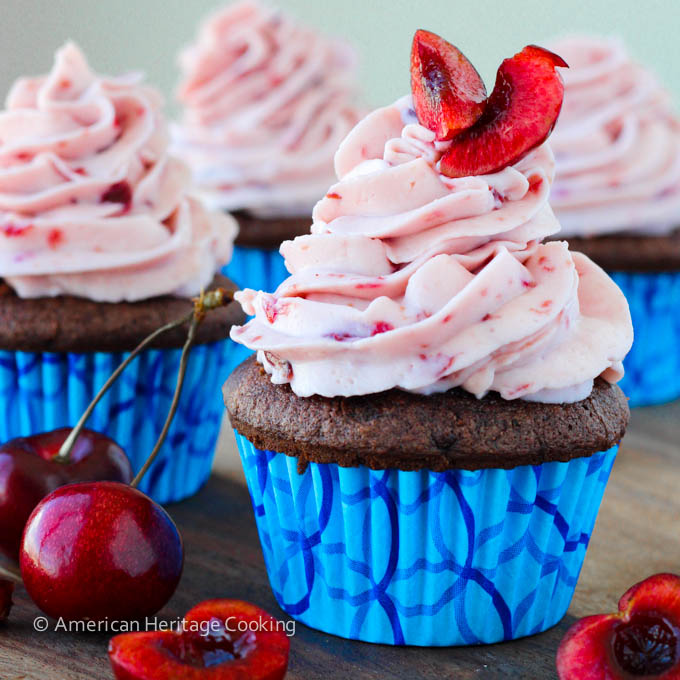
[
  {"left": 0, "top": 340, "right": 241, "bottom": 504},
  {"left": 236, "top": 433, "right": 617, "bottom": 646},
  {"left": 222, "top": 245, "right": 289, "bottom": 293},
  {"left": 610, "top": 270, "right": 680, "bottom": 407}
]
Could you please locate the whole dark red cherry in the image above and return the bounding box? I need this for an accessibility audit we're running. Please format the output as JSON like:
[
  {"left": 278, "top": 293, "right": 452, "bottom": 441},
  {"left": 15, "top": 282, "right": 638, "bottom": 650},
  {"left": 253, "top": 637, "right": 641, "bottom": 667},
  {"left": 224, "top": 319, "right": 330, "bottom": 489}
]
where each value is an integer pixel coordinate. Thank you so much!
[
  {"left": 0, "top": 428, "right": 132, "bottom": 562},
  {"left": 20, "top": 481, "right": 183, "bottom": 622}
]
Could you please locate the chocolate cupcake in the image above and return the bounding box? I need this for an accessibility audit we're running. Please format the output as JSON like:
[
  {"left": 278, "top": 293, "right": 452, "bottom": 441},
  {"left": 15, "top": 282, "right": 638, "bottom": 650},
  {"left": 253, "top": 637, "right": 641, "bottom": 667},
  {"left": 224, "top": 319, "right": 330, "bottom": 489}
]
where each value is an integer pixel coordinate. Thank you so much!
[
  {"left": 172, "top": 0, "right": 362, "bottom": 291},
  {"left": 0, "top": 44, "right": 244, "bottom": 502},
  {"left": 224, "top": 35, "right": 633, "bottom": 646},
  {"left": 549, "top": 35, "right": 680, "bottom": 406}
]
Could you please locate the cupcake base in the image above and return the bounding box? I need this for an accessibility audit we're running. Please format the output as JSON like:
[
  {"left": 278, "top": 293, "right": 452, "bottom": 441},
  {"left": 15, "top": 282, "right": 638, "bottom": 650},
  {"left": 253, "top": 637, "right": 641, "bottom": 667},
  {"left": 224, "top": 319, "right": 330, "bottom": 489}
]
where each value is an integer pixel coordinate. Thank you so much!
[
  {"left": 0, "top": 341, "right": 241, "bottom": 503},
  {"left": 236, "top": 434, "right": 618, "bottom": 646}
]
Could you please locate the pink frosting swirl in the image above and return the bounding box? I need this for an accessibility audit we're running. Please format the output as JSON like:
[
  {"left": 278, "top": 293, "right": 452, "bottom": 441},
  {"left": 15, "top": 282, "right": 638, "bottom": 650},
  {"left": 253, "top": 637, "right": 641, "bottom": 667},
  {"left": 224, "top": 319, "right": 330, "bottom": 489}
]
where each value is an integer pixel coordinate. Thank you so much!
[
  {"left": 550, "top": 35, "right": 680, "bottom": 237},
  {"left": 0, "top": 43, "right": 236, "bottom": 302},
  {"left": 173, "top": 0, "right": 362, "bottom": 217},
  {"left": 231, "top": 96, "right": 632, "bottom": 402}
]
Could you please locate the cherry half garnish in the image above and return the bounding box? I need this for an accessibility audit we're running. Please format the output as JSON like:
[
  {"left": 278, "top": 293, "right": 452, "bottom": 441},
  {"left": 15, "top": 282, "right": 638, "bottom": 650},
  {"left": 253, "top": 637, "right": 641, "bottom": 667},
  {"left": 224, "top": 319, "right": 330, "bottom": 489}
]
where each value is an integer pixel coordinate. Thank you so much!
[
  {"left": 108, "top": 600, "right": 290, "bottom": 680},
  {"left": 410, "top": 29, "right": 487, "bottom": 141},
  {"left": 14, "top": 288, "right": 236, "bottom": 624},
  {"left": 0, "top": 428, "right": 132, "bottom": 561},
  {"left": 557, "top": 573, "right": 680, "bottom": 679},
  {"left": 0, "top": 580, "right": 13, "bottom": 622},
  {"left": 439, "top": 44, "right": 567, "bottom": 178}
]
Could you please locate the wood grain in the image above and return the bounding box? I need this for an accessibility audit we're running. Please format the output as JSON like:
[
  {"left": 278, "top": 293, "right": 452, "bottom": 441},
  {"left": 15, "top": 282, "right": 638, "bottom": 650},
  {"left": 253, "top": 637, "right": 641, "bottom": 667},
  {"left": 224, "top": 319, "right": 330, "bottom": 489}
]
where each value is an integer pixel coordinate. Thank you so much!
[{"left": 1, "top": 401, "right": 679, "bottom": 679}]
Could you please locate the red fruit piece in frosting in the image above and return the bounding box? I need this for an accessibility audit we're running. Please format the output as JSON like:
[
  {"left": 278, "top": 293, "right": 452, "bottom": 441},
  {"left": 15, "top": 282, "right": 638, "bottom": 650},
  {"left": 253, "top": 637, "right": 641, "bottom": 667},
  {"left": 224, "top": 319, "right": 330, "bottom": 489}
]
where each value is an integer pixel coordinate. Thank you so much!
[
  {"left": 101, "top": 181, "right": 133, "bottom": 211},
  {"left": 440, "top": 45, "right": 567, "bottom": 178},
  {"left": 556, "top": 573, "right": 680, "bottom": 679},
  {"left": 410, "top": 30, "right": 487, "bottom": 141}
]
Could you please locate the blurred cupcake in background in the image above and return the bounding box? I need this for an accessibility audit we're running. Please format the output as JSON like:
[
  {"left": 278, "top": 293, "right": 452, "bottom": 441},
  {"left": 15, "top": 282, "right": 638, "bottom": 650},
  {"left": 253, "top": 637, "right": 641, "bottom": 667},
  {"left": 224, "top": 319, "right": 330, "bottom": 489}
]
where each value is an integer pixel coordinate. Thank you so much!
[
  {"left": 0, "top": 43, "right": 244, "bottom": 502},
  {"left": 549, "top": 35, "right": 680, "bottom": 406},
  {"left": 173, "top": 0, "right": 362, "bottom": 291}
]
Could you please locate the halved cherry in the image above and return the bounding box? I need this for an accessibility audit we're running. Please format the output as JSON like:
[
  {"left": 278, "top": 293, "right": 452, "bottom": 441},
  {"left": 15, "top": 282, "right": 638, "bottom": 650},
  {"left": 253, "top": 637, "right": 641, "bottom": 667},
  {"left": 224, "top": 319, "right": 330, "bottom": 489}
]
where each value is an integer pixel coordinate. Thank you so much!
[
  {"left": 108, "top": 600, "right": 290, "bottom": 680},
  {"left": 410, "top": 30, "right": 487, "bottom": 141},
  {"left": 0, "top": 580, "right": 13, "bottom": 622},
  {"left": 440, "top": 45, "right": 567, "bottom": 178},
  {"left": 557, "top": 573, "right": 680, "bottom": 679}
]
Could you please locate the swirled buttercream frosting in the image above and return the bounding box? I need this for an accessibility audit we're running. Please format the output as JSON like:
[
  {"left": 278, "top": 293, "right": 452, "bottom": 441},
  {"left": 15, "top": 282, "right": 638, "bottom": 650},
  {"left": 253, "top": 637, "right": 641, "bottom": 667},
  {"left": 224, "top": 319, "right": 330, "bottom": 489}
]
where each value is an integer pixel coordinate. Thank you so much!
[
  {"left": 173, "top": 0, "right": 362, "bottom": 217},
  {"left": 231, "top": 95, "right": 633, "bottom": 402},
  {"left": 0, "top": 43, "right": 235, "bottom": 302},
  {"left": 549, "top": 35, "right": 680, "bottom": 237}
]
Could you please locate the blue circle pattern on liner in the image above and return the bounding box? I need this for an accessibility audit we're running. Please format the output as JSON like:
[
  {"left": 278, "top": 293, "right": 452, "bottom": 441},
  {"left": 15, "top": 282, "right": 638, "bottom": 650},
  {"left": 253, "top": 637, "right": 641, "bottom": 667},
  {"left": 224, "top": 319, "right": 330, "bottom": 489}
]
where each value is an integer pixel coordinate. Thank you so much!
[
  {"left": 236, "top": 433, "right": 618, "bottom": 646},
  {"left": 0, "top": 339, "right": 243, "bottom": 504},
  {"left": 222, "top": 245, "right": 290, "bottom": 294},
  {"left": 610, "top": 270, "right": 680, "bottom": 407}
]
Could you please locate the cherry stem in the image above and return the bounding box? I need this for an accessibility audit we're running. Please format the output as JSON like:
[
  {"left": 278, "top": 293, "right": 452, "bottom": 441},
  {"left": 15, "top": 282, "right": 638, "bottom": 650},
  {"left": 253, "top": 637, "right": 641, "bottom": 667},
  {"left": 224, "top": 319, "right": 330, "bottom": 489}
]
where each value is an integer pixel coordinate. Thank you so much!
[
  {"left": 56, "top": 288, "right": 234, "bottom": 467},
  {"left": 130, "top": 312, "right": 199, "bottom": 489},
  {"left": 0, "top": 563, "right": 22, "bottom": 585}
]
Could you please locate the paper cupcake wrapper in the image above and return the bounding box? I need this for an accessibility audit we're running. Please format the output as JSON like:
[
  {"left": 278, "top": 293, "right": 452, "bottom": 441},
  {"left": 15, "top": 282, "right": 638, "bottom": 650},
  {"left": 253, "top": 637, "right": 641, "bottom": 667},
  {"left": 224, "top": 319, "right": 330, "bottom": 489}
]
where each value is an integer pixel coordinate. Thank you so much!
[
  {"left": 222, "top": 245, "right": 290, "bottom": 293},
  {"left": 0, "top": 340, "right": 240, "bottom": 503},
  {"left": 236, "top": 433, "right": 617, "bottom": 646},
  {"left": 610, "top": 270, "right": 680, "bottom": 407}
]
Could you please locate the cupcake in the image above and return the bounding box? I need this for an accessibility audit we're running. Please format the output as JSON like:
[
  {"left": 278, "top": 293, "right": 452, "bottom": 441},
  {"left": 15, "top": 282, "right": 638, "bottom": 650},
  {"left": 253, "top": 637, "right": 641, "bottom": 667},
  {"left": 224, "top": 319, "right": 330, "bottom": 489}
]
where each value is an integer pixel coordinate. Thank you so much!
[
  {"left": 548, "top": 35, "right": 680, "bottom": 406},
  {"left": 173, "top": 0, "right": 362, "bottom": 291},
  {"left": 0, "top": 43, "right": 244, "bottom": 503},
  {"left": 224, "top": 34, "right": 633, "bottom": 646}
]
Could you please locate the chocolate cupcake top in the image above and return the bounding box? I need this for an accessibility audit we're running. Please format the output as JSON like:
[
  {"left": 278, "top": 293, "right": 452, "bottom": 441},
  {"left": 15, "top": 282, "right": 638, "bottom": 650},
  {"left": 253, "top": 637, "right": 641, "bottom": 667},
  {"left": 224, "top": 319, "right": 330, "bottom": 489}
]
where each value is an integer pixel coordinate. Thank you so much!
[
  {"left": 0, "top": 43, "right": 236, "bottom": 303},
  {"left": 549, "top": 35, "right": 680, "bottom": 238},
  {"left": 173, "top": 0, "right": 362, "bottom": 218},
  {"left": 225, "top": 356, "right": 629, "bottom": 471}
]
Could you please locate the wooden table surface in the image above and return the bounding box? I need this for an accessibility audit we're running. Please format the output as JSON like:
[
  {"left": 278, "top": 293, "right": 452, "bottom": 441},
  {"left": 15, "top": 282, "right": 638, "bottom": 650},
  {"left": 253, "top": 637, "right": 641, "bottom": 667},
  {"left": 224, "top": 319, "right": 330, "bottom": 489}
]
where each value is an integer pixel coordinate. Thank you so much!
[{"left": 1, "top": 401, "right": 679, "bottom": 680}]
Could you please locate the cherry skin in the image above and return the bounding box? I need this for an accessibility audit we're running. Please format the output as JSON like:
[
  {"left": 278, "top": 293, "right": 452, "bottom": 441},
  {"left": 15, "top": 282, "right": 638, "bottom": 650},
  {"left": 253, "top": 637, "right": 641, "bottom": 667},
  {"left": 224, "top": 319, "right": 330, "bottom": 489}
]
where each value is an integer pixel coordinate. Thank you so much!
[
  {"left": 0, "top": 428, "right": 132, "bottom": 562},
  {"left": 109, "top": 600, "right": 290, "bottom": 680},
  {"left": 440, "top": 45, "right": 567, "bottom": 178},
  {"left": 0, "top": 580, "right": 13, "bottom": 622},
  {"left": 20, "top": 481, "right": 183, "bottom": 622}
]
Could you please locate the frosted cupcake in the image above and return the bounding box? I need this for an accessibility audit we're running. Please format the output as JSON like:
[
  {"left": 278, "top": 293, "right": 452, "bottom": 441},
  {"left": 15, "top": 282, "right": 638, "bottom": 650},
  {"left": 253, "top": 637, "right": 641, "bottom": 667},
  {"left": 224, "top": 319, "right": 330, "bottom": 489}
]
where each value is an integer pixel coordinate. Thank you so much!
[
  {"left": 0, "top": 43, "right": 244, "bottom": 502},
  {"left": 224, "top": 33, "right": 633, "bottom": 646},
  {"left": 549, "top": 35, "right": 680, "bottom": 406},
  {"left": 173, "top": 0, "right": 362, "bottom": 291}
]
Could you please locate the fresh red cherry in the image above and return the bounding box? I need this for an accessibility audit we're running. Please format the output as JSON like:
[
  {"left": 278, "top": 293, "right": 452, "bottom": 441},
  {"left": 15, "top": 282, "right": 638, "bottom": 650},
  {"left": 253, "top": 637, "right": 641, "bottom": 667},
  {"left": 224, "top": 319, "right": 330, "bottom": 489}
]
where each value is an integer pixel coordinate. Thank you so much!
[
  {"left": 0, "top": 580, "right": 13, "bottom": 622},
  {"left": 109, "top": 600, "right": 290, "bottom": 680},
  {"left": 557, "top": 573, "right": 680, "bottom": 679},
  {"left": 0, "top": 428, "right": 132, "bottom": 562},
  {"left": 410, "top": 29, "right": 487, "bottom": 140},
  {"left": 20, "top": 481, "right": 182, "bottom": 622},
  {"left": 440, "top": 45, "right": 567, "bottom": 178}
]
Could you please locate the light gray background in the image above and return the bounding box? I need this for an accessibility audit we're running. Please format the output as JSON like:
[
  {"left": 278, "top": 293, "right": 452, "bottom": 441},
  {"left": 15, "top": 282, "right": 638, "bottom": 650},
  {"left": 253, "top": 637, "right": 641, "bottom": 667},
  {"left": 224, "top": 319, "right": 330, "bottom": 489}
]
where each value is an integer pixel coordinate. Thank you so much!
[{"left": 1, "top": 0, "right": 679, "bottom": 115}]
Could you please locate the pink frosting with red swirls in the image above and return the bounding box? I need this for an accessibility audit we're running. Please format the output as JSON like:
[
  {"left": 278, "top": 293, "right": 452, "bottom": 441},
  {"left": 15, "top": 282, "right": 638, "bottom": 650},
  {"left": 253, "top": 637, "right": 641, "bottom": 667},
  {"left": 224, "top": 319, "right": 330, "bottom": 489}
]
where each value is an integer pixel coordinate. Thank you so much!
[
  {"left": 0, "top": 43, "right": 235, "bottom": 302},
  {"left": 173, "top": 0, "right": 362, "bottom": 217},
  {"left": 549, "top": 35, "right": 680, "bottom": 237},
  {"left": 231, "top": 95, "right": 633, "bottom": 402}
]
